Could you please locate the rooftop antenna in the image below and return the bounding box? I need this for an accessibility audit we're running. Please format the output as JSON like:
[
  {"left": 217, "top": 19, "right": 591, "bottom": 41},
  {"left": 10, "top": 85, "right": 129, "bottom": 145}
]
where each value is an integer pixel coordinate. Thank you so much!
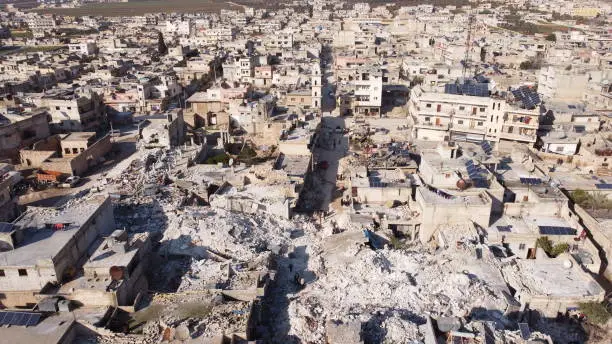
[{"left": 462, "top": 14, "right": 475, "bottom": 78}]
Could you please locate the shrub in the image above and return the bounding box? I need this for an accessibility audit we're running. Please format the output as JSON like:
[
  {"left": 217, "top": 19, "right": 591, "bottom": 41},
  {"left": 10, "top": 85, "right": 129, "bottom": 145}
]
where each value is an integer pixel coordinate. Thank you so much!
[
  {"left": 579, "top": 302, "right": 611, "bottom": 325},
  {"left": 205, "top": 153, "right": 229, "bottom": 165},
  {"left": 550, "top": 243, "right": 569, "bottom": 257},
  {"left": 537, "top": 237, "right": 569, "bottom": 258}
]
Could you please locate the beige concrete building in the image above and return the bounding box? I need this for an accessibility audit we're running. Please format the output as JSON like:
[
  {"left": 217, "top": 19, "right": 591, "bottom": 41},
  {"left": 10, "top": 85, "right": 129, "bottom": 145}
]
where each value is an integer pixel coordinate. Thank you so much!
[
  {"left": 0, "top": 196, "right": 115, "bottom": 307},
  {"left": 20, "top": 132, "right": 112, "bottom": 176}
]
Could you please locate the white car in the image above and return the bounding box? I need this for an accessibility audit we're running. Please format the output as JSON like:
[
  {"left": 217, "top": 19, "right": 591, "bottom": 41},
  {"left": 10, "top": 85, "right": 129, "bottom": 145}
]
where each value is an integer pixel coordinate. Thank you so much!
[{"left": 59, "top": 176, "right": 81, "bottom": 188}]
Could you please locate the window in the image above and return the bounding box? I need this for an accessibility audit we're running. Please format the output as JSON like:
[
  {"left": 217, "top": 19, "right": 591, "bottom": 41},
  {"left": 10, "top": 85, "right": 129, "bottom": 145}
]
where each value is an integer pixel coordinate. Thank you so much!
[
  {"left": 55, "top": 106, "right": 60, "bottom": 110},
  {"left": 480, "top": 107, "right": 485, "bottom": 112},
  {"left": 64, "top": 148, "right": 70, "bottom": 154},
  {"left": 519, "top": 243, "right": 526, "bottom": 250},
  {"left": 436, "top": 104, "right": 441, "bottom": 112},
  {"left": 458, "top": 120, "right": 464, "bottom": 124},
  {"left": 426, "top": 103, "right": 432, "bottom": 108},
  {"left": 459, "top": 106, "right": 465, "bottom": 110},
  {"left": 72, "top": 148, "right": 79, "bottom": 154},
  {"left": 477, "top": 121, "right": 483, "bottom": 126},
  {"left": 0, "top": 270, "right": 4, "bottom": 277},
  {"left": 18, "top": 269, "right": 27, "bottom": 276},
  {"left": 424, "top": 117, "right": 431, "bottom": 122},
  {"left": 555, "top": 146, "right": 564, "bottom": 152},
  {"left": 67, "top": 107, "right": 71, "bottom": 110}
]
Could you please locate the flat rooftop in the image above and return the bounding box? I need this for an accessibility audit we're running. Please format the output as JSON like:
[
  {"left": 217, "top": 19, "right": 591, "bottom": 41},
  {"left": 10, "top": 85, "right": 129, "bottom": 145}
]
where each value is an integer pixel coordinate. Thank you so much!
[
  {"left": 84, "top": 232, "right": 149, "bottom": 269},
  {"left": 352, "top": 169, "right": 410, "bottom": 188},
  {"left": 0, "top": 196, "right": 108, "bottom": 267},
  {"left": 495, "top": 161, "right": 547, "bottom": 187},
  {"left": 489, "top": 214, "right": 576, "bottom": 236},
  {"left": 417, "top": 187, "right": 489, "bottom": 206},
  {"left": 515, "top": 259, "right": 604, "bottom": 298},
  {"left": 62, "top": 131, "right": 96, "bottom": 142},
  {"left": 275, "top": 154, "right": 310, "bottom": 178}
]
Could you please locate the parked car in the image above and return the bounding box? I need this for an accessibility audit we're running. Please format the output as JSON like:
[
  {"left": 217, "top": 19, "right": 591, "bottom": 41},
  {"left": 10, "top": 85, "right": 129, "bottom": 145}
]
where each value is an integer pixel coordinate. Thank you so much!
[{"left": 59, "top": 176, "right": 81, "bottom": 188}]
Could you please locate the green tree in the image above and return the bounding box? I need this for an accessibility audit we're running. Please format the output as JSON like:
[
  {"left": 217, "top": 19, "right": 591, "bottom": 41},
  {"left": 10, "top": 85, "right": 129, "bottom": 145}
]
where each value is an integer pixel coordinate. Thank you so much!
[
  {"left": 571, "top": 189, "right": 589, "bottom": 205},
  {"left": 157, "top": 31, "right": 167, "bottom": 55},
  {"left": 536, "top": 237, "right": 569, "bottom": 258}
]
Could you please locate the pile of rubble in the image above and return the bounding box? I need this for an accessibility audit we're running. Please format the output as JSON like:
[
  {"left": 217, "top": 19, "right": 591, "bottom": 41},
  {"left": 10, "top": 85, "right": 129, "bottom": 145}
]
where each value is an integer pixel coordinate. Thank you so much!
[{"left": 283, "top": 244, "right": 508, "bottom": 343}]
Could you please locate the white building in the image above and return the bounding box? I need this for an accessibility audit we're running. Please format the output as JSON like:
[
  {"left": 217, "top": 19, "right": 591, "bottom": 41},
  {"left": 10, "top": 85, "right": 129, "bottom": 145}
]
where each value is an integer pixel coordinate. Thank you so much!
[
  {"left": 311, "top": 63, "right": 322, "bottom": 110},
  {"left": 222, "top": 56, "right": 254, "bottom": 84},
  {"left": 68, "top": 42, "right": 97, "bottom": 56},
  {"left": 409, "top": 86, "right": 540, "bottom": 143}
]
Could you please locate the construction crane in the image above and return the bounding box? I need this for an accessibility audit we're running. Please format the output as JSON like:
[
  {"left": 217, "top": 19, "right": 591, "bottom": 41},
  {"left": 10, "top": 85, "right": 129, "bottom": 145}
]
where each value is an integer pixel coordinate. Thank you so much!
[{"left": 462, "top": 14, "right": 475, "bottom": 78}]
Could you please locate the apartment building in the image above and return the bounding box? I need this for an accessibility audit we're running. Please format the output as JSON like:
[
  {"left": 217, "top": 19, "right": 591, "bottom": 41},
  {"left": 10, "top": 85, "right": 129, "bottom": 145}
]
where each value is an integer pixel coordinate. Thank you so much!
[
  {"left": 264, "top": 33, "right": 293, "bottom": 49},
  {"left": 337, "top": 67, "right": 383, "bottom": 116},
  {"left": 409, "top": 85, "right": 540, "bottom": 143},
  {"left": 311, "top": 63, "right": 322, "bottom": 110},
  {"left": 67, "top": 42, "right": 97, "bottom": 56},
  {"left": 25, "top": 15, "right": 56, "bottom": 36},
  {"left": 223, "top": 56, "right": 254, "bottom": 84},
  {"left": 538, "top": 66, "right": 590, "bottom": 101}
]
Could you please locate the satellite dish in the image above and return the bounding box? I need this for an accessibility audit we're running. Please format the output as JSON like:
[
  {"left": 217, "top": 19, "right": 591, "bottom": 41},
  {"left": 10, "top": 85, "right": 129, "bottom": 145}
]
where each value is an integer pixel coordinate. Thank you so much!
[{"left": 228, "top": 158, "right": 234, "bottom": 166}]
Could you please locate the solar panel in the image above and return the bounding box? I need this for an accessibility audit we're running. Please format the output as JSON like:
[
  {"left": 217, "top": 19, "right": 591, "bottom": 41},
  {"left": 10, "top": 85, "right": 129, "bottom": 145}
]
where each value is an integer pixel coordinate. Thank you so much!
[
  {"left": 512, "top": 86, "right": 541, "bottom": 109},
  {"left": 595, "top": 183, "right": 612, "bottom": 189},
  {"left": 497, "top": 225, "right": 512, "bottom": 232},
  {"left": 25, "top": 314, "right": 41, "bottom": 327},
  {"left": 481, "top": 141, "right": 492, "bottom": 154},
  {"left": 520, "top": 177, "right": 542, "bottom": 185},
  {"left": 473, "top": 179, "right": 488, "bottom": 188},
  {"left": 2, "top": 312, "right": 15, "bottom": 325},
  {"left": 0, "top": 312, "right": 41, "bottom": 327},
  {"left": 14, "top": 313, "right": 27, "bottom": 326},
  {"left": 519, "top": 323, "right": 531, "bottom": 340},
  {"left": 539, "top": 226, "right": 576, "bottom": 236}
]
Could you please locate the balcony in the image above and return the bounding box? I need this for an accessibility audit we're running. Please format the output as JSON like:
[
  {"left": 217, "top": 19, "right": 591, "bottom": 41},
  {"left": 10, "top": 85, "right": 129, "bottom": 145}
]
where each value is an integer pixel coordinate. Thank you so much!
[
  {"left": 415, "top": 121, "right": 449, "bottom": 130},
  {"left": 498, "top": 131, "right": 536, "bottom": 143}
]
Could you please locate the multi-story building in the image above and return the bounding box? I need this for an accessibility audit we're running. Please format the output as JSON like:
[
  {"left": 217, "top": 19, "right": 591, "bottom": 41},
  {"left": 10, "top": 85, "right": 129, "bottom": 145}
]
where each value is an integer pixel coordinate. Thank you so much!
[
  {"left": 222, "top": 56, "right": 254, "bottom": 84},
  {"left": 337, "top": 66, "right": 382, "bottom": 116},
  {"left": 538, "top": 66, "right": 590, "bottom": 101},
  {"left": 264, "top": 33, "right": 293, "bottom": 49},
  {"left": 409, "top": 85, "right": 540, "bottom": 143},
  {"left": 311, "top": 63, "right": 322, "bottom": 110},
  {"left": 34, "top": 88, "right": 104, "bottom": 132},
  {"left": 68, "top": 42, "right": 97, "bottom": 56},
  {"left": 25, "top": 15, "right": 56, "bottom": 34}
]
